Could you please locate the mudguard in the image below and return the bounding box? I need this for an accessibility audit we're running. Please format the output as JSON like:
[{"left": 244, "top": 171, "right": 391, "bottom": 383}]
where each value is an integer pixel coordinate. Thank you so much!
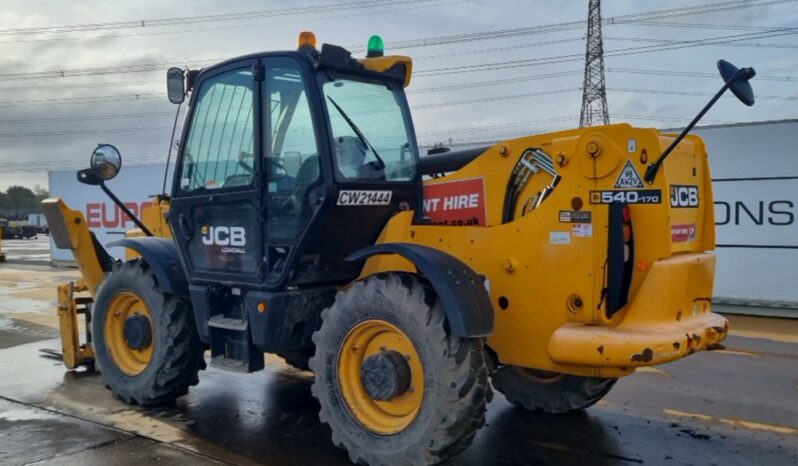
[
  {"left": 347, "top": 243, "right": 494, "bottom": 337},
  {"left": 107, "top": 237, "right": 189, "bottom": 298}
]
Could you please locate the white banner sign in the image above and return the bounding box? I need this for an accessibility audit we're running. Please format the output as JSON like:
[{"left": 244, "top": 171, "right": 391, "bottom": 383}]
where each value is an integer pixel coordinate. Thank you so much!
[
  {"left": 697, "top": 121, "right": 798, "bottom": 305},
  {"left": 48, "top": 164, "right": 172, "bottom": 263}
]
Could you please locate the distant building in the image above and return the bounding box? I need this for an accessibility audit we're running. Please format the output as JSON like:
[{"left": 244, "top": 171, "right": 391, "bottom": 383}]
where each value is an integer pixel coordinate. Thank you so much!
[{"left": 27, "top": 213, "right": 47, "bottom": 227}]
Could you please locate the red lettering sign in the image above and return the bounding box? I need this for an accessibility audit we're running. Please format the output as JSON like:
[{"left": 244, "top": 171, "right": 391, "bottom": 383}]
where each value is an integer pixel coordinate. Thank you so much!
[
  {"left": 86, "top": 203, "right": 102, "bottom": 228},
  {"left": 85, "top": 202, "right": 152, "bottom": 229},
  {"left": 671, "top": 224, "right": 697, "bottom": 243},
  {"left": 422, "top": 177, "right": 487, "bottom": 226}
]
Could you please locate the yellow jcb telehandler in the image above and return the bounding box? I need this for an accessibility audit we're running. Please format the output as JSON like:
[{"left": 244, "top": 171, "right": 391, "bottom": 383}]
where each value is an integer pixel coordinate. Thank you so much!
[{"left": 42, "top": 32, "right": 754, "bottom": 465}]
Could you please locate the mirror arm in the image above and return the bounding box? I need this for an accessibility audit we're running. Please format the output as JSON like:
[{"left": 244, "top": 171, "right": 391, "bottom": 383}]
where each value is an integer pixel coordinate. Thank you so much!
[
  {"left": 644, "top": 79, "right": 733, "bottom": 184},
  {"left": 99, "top": 181, "right": 154, "bottom": 236}
]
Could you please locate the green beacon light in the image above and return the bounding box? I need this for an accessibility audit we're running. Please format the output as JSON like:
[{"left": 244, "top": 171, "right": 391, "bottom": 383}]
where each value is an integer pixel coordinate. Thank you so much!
[{"left": 367, "top": 35, "right": 384, "bottom": 58}]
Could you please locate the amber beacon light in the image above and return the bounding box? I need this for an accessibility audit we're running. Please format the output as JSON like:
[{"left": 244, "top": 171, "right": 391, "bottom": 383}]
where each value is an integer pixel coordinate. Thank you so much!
[{"left": 297, "top": 31, "right": 317, "bottom": 49}]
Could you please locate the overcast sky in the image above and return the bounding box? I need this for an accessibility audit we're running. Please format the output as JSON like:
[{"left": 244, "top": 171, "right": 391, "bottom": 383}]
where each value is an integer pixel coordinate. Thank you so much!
[{"left": 0, "top": 0, "right": 796, "bottom": 190}]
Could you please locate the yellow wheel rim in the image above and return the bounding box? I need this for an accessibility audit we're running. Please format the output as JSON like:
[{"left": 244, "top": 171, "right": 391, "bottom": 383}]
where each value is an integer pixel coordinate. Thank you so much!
[
  {"left": 104, "top": 291, "right": 154, "bottom": 376},
  {"left": 338, "top": 319, "right": 425, "bottom": 435}
]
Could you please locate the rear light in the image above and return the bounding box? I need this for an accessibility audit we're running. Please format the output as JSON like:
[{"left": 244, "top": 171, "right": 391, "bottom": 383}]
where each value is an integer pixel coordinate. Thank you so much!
[
  {"left": 622, "top": 205, "right": 631, "bottom": 223},
  {"left": 605, "top": 203, "right": 634, "bottom": 318}
]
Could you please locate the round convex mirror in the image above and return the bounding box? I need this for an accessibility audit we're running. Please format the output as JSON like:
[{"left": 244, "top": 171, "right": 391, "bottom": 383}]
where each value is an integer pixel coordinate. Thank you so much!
[
  {"left": 91, "top": 144, "right": 122, "bottom": 180},
  {"left": 717, "top": 59, "right": 756, "bottom": 107}
]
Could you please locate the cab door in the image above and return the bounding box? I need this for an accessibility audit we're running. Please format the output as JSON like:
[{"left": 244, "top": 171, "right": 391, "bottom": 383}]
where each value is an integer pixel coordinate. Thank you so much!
[
  {"left": 170, "top": 60, "right": 264, "bottom": 284},
  {"left": 260, "top": 56, "right": 326, "bottom": 287}
]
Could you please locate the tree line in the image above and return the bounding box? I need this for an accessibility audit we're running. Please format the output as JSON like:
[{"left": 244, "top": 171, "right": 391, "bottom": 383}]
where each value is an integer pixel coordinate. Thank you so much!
[{"left": 0, "top": 186, "right": 49, "bottom": 219}]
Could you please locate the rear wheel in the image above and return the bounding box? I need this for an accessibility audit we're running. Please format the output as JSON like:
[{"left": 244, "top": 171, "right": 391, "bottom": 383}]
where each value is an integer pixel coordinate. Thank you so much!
[
  {"left": 92, "top": 259, "right": 206, "bottom": 406},
  {"left": 491, "top": 366, "right": 616, "bottom": 413},
  {"left": 309, "top": 273, "right": 489, "bottom": 466}
]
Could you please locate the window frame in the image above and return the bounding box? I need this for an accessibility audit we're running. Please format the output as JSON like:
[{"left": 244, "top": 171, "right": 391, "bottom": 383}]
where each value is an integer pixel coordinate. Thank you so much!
[
  {"left": 173, "top": 59, "right": 261, "bottom": 198},
  {"left": 317, "top": 71, "right": 421, "bottom": 185}
]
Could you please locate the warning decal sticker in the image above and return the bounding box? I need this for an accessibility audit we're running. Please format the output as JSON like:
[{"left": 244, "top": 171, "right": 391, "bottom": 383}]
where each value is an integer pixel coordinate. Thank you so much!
[
  {"left": 559, "top": 210, "right": 592, "bottom": 223},
  {"left": 572, "top": 223, "right": 593, "bottom": 238},
  {"left": 423, "top": 177, "right": 487, "bottom": 226},
  {"left": 614, "top": 160, "right": 645, "bottom": 189}
]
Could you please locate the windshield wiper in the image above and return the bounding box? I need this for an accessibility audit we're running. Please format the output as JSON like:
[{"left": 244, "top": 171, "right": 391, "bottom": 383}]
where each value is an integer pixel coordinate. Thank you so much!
[{"left": 326, "top": 96, "right": 385, "bottom": 169}]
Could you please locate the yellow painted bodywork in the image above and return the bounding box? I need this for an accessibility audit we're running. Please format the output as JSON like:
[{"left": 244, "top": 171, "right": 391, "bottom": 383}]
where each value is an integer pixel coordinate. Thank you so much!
[
  {"left": 360, "top": 55, "right": 413, "bottom": 88},
  {"left": 124, "top": 196, "right": 172, "bottom": 260},
  {"left": 42, "top": 197, "right": 171, "bottom": 370},
  {"left": 56, "top": 281, "right": 94, "bottom": 369},
  {"left": 41, "top": 198, "right": 107, "bottom": 294},
  {"left": 364, "top": 124, "right": 727, "bottom": 378}
]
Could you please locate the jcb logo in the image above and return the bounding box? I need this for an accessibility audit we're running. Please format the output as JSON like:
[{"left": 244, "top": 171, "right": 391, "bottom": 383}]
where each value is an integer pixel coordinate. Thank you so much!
[
  {"left": 201, "top": 226, "right": 246, "bottom": 246},
  {"left": 670, "top": 185, "right": 699, "bottom": 208}
]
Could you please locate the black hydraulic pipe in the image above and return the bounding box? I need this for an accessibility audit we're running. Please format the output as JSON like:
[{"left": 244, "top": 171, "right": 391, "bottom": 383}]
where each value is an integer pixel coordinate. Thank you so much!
[{"left": 419, "top": 146, "right": 490, "bottom": 175}]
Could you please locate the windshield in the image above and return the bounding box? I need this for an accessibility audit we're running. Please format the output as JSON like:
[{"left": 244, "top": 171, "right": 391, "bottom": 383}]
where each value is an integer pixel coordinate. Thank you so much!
[{"left": 323, "top": 77, "right": 418, "bottom": 182}]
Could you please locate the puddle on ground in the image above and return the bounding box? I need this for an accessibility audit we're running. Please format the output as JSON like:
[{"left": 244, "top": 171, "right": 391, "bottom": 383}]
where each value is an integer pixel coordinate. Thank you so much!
[
  {"left": 0, "top": 406, "right": 58, "bottom": 422},
  {"left": 0, "top": 297, "right": 55, "bottom": 314}
]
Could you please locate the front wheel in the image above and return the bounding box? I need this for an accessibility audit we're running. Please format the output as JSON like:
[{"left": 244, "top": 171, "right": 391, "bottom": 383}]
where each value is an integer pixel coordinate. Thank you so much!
[
  {"left": 491, "top": 366, "right": 616, "bottom": 413},
  {"left": 92, "top": 259, "right": 206, "bottom": 406},
  {"left": 309, "top": 273, "right": 490, "bottom": 466}
]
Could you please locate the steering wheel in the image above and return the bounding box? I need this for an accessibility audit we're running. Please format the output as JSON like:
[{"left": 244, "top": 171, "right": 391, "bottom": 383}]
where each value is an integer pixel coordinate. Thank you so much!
[{"left": 238, "top": 151, "right": 254, "bottom": 174}]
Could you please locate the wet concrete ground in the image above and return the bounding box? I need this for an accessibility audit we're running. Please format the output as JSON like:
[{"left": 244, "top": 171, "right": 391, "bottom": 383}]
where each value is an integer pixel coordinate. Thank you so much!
[{"left": 1, "top": 237, "right": 797, "bottom": 465}]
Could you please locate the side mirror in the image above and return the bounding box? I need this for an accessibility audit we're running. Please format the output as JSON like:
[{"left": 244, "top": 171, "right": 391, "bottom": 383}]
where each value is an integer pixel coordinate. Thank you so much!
[
  {"left": 718, "top": 59, "right": 756, "bottom": 107},
  {"left": 644, "top": 59, "right": 756, "bottom": 184},
  {"left": 90, "top": 144, "right": 122, "bottom": 181},
  {"left": 167, "top": 67, "right": 185, "bottom": 104}
]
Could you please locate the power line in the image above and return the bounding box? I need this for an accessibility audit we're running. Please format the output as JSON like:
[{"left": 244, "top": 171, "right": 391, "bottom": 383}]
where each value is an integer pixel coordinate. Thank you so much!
[
  {"left": 414, "top": 28, "right": 798, "bottom": 77},
  {"left": 0, "top": 0, "right": 476, "bottom": 45},
  {"left": 0, "top": 0, "right": 444, "bottom": 36},
  {"left": 413, "top": 37, "right": 585, "bottom": 60},
  {"left": 612, "top": 19, "right": 798, "bottom": 32},
  {"left": 3, "top": 0, "right": 793, "bottom": 82},
  {"left": 0, "top": 93, "right": 162, "bottom": 108},
  {"left": 607, "top": 67, "right": 797, "bottom": 82},
  {"left": 417, "top": 110, "right": 754, "bottom": 145},
  {"left": 417, "top": 116, "right": 579, "bottom": 137},
  {"left": 408, "top": 70, "right": 583, "bottom": 94},
  {"left": 0, "top": 111, "right": 178, "bottom": 126},
  {"left": 606, "top": 0, "right": 797, "bottom": 24},
  {"left": 609, "top": 87, "right": 798, "bottom": 100},
  {"left": 0, "top": 125, "right": 176, "bottom": 138},
  {"left": 605, "top": 35, "right": 798, "bottom": 49},
  {"left": 412, "top": 88, "right": 581, "bottom": 110}
]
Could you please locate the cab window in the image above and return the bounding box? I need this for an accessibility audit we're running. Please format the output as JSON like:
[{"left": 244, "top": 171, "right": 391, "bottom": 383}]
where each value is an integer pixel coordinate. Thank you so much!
[
  {"left": 264, "top": 58, "right": 321, "bottom": 240},
  {"left": 323, "top": 77, "right": 417, "bottom": 182},
  {"left": 179, "top": 68, "right": 254, "bottom": 192}
]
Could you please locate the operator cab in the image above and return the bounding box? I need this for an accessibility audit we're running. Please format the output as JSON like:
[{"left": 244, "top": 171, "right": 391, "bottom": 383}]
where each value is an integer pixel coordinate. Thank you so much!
[{"left": 167, "top": 33, "right": 421, "bottom": 290}]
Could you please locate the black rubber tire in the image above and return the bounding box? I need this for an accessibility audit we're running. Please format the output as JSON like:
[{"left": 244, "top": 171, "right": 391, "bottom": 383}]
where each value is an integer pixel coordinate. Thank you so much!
[
  {"left": 92, "top": 259, "right": 206, "bottom": 406},
  {"left": 309, "top": 273, "right": 490, "bottom": 466},
  {"left": 491, "top": 366, "right": 616, "bottom": 414},
  {"left": 277, "top": 348, "right": 314, "bottom": 371}
]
